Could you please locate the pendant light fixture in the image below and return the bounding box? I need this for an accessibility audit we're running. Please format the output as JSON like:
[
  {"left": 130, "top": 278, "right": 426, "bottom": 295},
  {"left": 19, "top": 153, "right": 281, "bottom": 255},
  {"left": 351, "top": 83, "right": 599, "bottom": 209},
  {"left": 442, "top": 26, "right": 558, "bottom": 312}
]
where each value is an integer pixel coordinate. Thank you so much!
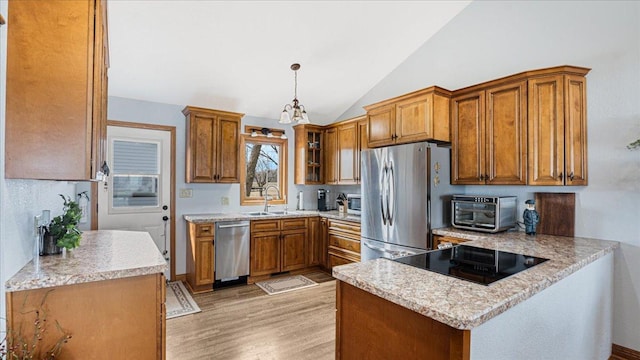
[{"left": 279, "top": 63, "right": 310, "bottom": 124}]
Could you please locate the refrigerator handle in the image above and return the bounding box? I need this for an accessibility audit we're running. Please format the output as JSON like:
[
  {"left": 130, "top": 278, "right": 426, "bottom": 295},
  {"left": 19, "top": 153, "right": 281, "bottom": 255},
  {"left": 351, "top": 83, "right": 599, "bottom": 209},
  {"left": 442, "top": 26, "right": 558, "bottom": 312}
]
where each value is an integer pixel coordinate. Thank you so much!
[
  {"left": 388, "top": 162, "right": 395, "bottom": 226},
  {"left": 380, "top": 163, "right": 388, "bottom": 225}
]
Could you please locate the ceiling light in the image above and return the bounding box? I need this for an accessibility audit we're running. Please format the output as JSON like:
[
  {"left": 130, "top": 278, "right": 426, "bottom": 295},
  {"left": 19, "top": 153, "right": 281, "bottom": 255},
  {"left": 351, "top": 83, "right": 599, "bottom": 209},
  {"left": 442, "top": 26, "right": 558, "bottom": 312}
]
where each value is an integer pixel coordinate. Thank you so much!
[
  {"left": 251, "top": 130, "right": 258, "bottom": 137},
  {"left": 279, "top": 63, "right": 310, "bottom": 125},
  {"left": 280, "top": 131, "right": 287, "bottom": 140}
]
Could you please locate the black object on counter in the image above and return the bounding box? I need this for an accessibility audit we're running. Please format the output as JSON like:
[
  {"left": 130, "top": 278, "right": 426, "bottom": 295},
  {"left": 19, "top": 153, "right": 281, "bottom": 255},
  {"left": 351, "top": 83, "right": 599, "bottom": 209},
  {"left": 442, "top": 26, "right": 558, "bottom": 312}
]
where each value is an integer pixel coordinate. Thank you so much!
[
  {"left": 317, "top": 189, "right": 328, "bottom": 211},
  {"left": 394, "top": 245, "right": 549, "bottom": 285}
]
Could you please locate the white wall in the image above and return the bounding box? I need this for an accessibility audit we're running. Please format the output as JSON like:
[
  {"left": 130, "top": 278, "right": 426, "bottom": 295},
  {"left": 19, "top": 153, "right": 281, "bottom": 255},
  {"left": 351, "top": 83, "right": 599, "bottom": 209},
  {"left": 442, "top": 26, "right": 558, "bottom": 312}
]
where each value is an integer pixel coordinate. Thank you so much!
[{"left": 340, "top": 0, "right": 640, "bottom": 351}]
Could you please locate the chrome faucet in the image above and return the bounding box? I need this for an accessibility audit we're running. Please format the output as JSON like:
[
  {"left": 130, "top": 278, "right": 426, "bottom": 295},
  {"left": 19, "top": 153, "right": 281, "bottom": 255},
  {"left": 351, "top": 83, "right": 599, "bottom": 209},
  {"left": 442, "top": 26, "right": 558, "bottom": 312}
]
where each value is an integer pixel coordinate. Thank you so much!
[{"left": 263, "top": 185, "right": 280, "bottom": 212}]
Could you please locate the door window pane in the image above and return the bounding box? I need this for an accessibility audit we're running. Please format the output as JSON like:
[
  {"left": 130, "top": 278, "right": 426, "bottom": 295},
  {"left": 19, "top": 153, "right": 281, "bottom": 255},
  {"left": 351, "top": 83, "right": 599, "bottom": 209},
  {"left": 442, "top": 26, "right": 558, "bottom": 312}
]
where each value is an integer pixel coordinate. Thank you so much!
[{"left": 112, "top": 140, "right": 160, "bottom": 208}]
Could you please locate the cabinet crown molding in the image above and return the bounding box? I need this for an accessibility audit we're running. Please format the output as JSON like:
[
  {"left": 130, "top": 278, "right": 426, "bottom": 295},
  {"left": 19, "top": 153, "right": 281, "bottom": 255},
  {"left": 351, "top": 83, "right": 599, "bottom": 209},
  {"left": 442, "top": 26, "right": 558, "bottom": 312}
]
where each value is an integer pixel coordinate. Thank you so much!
[{"left": 182, "top": 105, "right": 245, "bottom": 118}]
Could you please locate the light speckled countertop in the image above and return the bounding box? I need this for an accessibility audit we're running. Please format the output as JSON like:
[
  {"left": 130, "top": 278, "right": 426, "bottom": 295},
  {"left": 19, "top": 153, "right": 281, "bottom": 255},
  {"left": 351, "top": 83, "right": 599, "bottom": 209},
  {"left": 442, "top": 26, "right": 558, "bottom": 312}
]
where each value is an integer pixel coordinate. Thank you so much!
[
  {"left": 5, "top": 230, "right": 168, "bottom": 292},
  {"left": 183, "top": 210, "right": 361, "bottom": 223},
  {"left": 333, "top": 227, "right": 618, "bottom": 330}
]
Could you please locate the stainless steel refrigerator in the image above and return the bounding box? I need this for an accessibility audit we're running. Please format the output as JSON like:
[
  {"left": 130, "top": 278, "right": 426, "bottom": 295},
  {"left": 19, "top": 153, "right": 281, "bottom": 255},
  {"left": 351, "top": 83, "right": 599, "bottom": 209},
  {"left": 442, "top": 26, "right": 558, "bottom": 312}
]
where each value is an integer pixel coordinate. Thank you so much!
[{"left": 360, "top": 142, "right": 453, "bottom": 262}]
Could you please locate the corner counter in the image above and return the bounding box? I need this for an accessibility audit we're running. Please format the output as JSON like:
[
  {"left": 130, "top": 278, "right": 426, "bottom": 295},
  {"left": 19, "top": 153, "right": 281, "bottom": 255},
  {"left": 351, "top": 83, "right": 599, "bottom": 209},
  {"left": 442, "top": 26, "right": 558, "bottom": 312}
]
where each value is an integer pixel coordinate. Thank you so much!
[
  {"left": 5, "top": 230, "right": 168, "bottom": 359},
  {"left": 333, "top": 230, "right": 618, "bottom": 359}
]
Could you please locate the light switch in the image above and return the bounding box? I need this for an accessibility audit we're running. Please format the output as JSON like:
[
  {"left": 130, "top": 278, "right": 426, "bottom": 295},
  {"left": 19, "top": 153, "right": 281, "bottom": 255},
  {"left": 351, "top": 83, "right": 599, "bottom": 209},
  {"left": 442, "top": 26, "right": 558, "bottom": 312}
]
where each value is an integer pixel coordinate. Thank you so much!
[
  {"left": 221, "top": 196, "right": 229, "bottom": 206},
  {"left": 179, "top": 188, "right": 193, "bottom": 198}
]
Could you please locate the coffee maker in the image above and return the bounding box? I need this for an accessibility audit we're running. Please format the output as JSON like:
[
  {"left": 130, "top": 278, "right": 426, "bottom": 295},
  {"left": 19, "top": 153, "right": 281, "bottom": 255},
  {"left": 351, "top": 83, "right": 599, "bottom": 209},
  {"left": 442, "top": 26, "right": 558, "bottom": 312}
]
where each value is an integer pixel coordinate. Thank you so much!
[{"left": 317, "top": 189, "right": 328, "bottom": 211}]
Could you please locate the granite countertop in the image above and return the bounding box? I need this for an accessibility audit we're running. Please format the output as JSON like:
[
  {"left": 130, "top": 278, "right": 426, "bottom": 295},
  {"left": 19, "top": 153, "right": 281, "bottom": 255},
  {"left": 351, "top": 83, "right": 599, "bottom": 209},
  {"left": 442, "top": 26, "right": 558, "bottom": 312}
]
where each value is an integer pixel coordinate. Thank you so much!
[
  {"left": 5, "top": 230, "right": 168, "bottom": 292},
  {"left": 332, "top": 227, "right": 619, "bottom": 330},
  {"left": 183, "top": 210, "right": 361, "bottom": 223}
]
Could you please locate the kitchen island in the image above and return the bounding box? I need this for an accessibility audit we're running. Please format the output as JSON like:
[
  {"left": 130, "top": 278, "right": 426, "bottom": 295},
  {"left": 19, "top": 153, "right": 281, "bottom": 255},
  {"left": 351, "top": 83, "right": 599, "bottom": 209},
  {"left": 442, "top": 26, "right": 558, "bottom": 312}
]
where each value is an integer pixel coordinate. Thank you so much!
[
  {"left": 5, "top": 230, "right": 168, "bottom": 359},
  {"left": 332, "top": 230, "right": 618, "bottom": 360}
]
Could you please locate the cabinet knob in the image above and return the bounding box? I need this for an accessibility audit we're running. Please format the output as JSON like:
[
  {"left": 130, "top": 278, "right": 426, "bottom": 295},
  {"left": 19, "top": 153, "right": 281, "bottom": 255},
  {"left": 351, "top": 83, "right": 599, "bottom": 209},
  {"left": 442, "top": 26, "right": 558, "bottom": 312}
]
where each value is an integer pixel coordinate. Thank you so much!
[
  {"left": 559, "top": 172, "right": 563, "bottom": 181},
  {"left": 569, "top": 172, "right": 575, "bottom": 181}
]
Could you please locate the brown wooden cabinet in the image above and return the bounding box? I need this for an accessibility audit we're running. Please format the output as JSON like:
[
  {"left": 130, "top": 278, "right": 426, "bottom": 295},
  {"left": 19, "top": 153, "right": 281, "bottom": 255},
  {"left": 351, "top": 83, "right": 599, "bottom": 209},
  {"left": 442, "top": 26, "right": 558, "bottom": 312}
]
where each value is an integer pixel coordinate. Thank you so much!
[
  {"left": 364, "top": 87, "right": 451, "bottom": 148},
  {"left": 250, "top": 218, "right": 308, "bottom": 280},
  {"left": 5, "top": 0, "right": 109, "bottom": 180},
  {"left": 432, "top": 235, "right": 469, "bottom": 250},
  {"left": 183, "top": 106, "right": 243, "bottom": 183},
  {"left": 307, "top": 217, "right": 323, "bottom": 267},
  {"left": 186, "top": 222, "right": 215, "bottom": 293},
  {"left": 451, "top": 80, "right": 527, "bottom": 185},
  {"left": 6, "top": 274, "right": 166, "bottom": 359},
  {"left": 293, "top": 124, "right": 324, "bottom": 184},
  {"left": 528, "top": 73, "right": 589, "bottom": 185},
  {"left": 324, "top": 127, "right": 338, "bottom": 184},
  {"left": 327, "top": 219, "right": 361, "bottom": 270}
]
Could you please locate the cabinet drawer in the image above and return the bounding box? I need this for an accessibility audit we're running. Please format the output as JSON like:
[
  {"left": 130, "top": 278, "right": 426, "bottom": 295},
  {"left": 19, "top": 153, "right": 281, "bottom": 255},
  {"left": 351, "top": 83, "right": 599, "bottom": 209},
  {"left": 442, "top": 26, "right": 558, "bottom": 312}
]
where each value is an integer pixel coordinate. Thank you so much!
[
  {"left": 329, "top": 233, "right": 361, "bottom": 253},
  {"left": 328, "top": 246, "right": 361, "bottom": 263},
  {"left": 281, "top": 218, "right": 308, "bottom": 230},
  {"left": 328, "top": 254, "right": 356, "bottom": 269},
  {"left": 328, "top": 219, "right": 361, "bottom": 236},
  {"left": 196, "top": 224, "right": 214, "bottom": 237},
  {"left": 251, "top": 220, "right": 280, "bottom": 232}
]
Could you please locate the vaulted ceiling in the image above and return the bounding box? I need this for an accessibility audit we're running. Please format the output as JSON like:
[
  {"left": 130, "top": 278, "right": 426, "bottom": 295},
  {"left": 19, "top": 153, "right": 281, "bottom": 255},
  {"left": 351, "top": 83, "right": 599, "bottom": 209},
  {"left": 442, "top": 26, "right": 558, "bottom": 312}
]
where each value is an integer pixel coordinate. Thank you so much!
[{"left": 107, "top": 1, "right": 471, "bottom": 124}]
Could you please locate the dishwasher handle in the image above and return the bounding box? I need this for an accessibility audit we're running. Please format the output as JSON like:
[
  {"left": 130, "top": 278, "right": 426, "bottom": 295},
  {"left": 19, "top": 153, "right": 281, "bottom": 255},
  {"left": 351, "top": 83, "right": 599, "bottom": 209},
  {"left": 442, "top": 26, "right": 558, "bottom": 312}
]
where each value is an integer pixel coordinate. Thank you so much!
[{"left": 217, "top": 223, "right": 250, "bottom": 229}]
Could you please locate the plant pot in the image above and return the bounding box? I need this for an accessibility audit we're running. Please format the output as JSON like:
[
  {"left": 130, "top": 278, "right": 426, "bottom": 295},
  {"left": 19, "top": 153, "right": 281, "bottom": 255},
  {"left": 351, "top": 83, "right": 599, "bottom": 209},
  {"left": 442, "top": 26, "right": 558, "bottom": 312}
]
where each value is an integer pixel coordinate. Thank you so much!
[{"left": 40, "top": 234, "right": 62, "bottom": 256}]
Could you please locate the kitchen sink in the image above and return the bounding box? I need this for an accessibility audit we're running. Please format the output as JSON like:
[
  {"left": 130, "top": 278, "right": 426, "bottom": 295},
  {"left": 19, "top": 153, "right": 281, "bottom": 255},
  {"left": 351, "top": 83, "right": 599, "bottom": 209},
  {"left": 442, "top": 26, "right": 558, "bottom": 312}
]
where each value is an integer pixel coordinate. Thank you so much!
[{"left": 243, "top": 211, "right": 296, "bottom": 217}]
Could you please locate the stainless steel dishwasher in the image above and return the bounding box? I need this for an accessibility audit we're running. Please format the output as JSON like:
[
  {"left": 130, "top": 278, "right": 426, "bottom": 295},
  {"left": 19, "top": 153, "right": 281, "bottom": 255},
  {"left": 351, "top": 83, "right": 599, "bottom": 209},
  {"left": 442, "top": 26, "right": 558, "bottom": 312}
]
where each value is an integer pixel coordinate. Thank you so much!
[{"left": 215, "top": 220, "right": 250, "bottom": 284}]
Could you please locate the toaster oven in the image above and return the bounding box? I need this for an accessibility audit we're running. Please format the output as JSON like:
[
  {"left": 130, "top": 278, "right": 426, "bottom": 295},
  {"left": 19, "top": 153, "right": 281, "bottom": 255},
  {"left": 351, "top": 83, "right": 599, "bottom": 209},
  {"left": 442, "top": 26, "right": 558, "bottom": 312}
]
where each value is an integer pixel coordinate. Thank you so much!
[
  {"left": 346, "top": 194, "right": 361, "bottom": 215},
  {"left": 451, "top": 195, "right": 517, "bottom": 233}
]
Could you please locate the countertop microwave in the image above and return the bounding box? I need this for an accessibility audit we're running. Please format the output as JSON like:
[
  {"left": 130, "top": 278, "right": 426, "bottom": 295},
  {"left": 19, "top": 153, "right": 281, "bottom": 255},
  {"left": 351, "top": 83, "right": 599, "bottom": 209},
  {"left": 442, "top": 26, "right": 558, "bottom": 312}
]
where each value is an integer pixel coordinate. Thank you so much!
[{"left": 347, "top": 194, "right": 361, "bottom": 215}]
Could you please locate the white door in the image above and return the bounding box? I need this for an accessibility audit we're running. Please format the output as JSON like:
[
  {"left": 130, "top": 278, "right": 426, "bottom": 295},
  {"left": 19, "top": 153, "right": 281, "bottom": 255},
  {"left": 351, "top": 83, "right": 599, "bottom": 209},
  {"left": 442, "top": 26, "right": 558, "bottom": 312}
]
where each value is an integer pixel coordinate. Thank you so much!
[{"left": 99, "top": 125, "right": 171, "bottom": 277}]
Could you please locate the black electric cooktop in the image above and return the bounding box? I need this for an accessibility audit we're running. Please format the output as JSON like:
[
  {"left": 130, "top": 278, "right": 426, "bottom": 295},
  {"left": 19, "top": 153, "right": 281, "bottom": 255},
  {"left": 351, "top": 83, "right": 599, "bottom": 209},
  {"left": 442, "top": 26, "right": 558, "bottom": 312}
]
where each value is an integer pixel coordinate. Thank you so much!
[{"left": 393, "top": 245, "right": 549, "bottom": 285}]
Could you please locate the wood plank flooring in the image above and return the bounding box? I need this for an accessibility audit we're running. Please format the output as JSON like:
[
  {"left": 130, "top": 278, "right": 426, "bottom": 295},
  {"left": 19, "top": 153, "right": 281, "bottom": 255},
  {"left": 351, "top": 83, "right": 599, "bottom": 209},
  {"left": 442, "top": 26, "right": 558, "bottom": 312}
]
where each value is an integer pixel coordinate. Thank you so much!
[{"left": 166, "top": 272, "right": 336, "bottom": 360}]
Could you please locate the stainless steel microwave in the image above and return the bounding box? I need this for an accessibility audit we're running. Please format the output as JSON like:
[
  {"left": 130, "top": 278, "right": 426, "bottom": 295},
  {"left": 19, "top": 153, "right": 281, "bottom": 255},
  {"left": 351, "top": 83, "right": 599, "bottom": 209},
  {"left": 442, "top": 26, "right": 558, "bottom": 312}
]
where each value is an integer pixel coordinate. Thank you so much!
[
  {"left": 347, "top": 194, "right": 361, "bottom": 215},
  {"left": 451, "top": 195, "right": 517, "bottom": 233}
]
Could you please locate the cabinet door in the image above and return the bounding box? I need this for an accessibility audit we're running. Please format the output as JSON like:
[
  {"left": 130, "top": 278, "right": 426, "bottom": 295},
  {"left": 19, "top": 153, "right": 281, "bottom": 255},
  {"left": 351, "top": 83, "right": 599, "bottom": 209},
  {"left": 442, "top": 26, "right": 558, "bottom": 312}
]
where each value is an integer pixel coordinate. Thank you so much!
[
  {"left": 195, "top": 237, "right": 215, "bottom": 286},
  {"left": 294, "top": 125, "right": 324, "bottom": 185},
  {"left": 367, "top": 104, "right": 396, "bottom": 147},
  {"left": 337, "top": 121, "right": 358, "bottom": 184},
  {"left": 216, "top": 115, "right": 241, "bottom": 183},
  {"left": 5, "top": 0, "right": 102, "bottom": 180},
  {"left": 324, "top": 127, "right": 338, "bottom": 184},
  {"left": 356, "top": 119, "right": 368, "bottom": 183},
  {"left": 282, "top": 229, "right": 307, "bottom": 272},
  {"left": 307, "top": 217, "right": 322, "bottom": 266},
  {"left": 528, "top": 75, "right": 565, "bottom": 185},
  {"left": 395, "top": 93, "right": 433, "bottom": 144},
  {"left": 187, "top": 112, "right": 217, "bottom": 182},
  {"left": 250, "top": 232, "right": 281, "bottom": 276},
  {"left": 485, "top": 81, "right": 527, "bottom": 185},
  {"left": 451, "top": 91, "right": 485, "bottom": 184},
  {"left": 320, "top": 217, "right": 329, "bottom": 269},
  {"left": 564, "top": 75, "right": 588, "bottom": 185}
]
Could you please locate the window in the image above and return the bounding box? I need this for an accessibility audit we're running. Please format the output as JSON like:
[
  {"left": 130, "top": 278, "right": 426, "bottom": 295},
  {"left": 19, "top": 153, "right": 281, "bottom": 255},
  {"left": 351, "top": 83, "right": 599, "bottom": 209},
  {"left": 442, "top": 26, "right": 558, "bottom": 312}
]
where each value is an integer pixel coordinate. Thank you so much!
[
  {"left": 111, "top": 139, "right": 161, "bottom": 210},
  {"left": 240, "top": 134, "right": 287, "bottom": 206}
]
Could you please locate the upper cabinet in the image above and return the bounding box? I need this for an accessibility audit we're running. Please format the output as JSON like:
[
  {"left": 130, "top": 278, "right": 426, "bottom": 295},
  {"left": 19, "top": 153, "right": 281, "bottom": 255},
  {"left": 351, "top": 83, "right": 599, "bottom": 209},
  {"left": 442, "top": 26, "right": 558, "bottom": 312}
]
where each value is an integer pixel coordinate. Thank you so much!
[
  {"left": 451, "top": 80, "right": 527, "bottom": 185},
  {"left": 183, "top": 106, "right": 243, "bottom": 183},
  {"left": 294, "top": 124, "right": 324, "bottom": 185},
  {"left": 323, "top": 127, "right": 338, "bottom": 184},
  {"left": 528, "top": 74, "right": 588, "bottom": 185},
  {"left": 364, "top": 87, "right": 451, "bottom": 148},
  {"left": 322, "top": 115, "right": 367, "bottom": 185},
  {"left": 5, "top": 0, "right": 109, "bottom": 180},
  {"left": 451, "top": 65, "right": 590, "bottom": 186}
]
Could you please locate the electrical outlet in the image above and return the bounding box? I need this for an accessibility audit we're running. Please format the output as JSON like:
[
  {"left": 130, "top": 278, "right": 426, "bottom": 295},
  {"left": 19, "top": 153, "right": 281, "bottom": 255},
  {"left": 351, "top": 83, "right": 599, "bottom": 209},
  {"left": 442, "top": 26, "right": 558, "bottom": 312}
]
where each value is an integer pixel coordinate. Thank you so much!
[
  {"left": 179, "top": 188, "right": 193, "bottom": 198},
  {"left": 221, "top": 196, "right": 229, "bottom": 206}
]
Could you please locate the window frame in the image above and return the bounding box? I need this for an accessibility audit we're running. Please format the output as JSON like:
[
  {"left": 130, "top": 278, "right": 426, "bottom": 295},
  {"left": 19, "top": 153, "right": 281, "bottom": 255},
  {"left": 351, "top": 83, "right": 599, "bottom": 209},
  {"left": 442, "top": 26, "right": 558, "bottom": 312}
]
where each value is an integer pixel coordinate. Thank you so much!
[{"left": 239, "top": 134, "right": 288, "bottom": 206}]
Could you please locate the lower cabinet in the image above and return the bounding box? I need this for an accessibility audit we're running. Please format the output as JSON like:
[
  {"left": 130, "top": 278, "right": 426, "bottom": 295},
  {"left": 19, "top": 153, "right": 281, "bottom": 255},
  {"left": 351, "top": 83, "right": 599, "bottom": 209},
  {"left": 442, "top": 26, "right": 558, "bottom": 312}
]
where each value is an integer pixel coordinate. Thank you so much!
[
  {"left": 307, "top": 217, "right": 323, "bottom": 267},
  {"left": 6, "top": 274, "right": 166, "bottom": 359},
  {"left": 250, "top": 218, "right": 308, "bottom": 280},
  {"left": 432, "top": 234, "right": 469, "bottom": 250},
  {"left": 327, "top": 219, "right": 361, "bottom": 270},
  {"left": 186, "top": 222, "right": 215, "bottom": 293}
]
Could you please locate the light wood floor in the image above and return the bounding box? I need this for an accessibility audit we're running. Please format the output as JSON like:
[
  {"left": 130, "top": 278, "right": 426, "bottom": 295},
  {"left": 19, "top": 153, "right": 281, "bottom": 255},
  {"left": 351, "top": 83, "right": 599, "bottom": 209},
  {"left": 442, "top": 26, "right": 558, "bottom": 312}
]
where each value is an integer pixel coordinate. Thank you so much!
[{"left": 166, "top": 272, "right": 336, "bottom": 360}]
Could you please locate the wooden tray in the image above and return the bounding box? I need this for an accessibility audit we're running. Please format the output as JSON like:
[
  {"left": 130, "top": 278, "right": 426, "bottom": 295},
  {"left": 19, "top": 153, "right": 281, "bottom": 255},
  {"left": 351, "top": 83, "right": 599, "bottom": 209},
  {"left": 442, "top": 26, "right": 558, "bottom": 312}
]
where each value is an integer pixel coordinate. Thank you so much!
[{"left": 534, "top": 192, "right": 576, "bottom": 237}]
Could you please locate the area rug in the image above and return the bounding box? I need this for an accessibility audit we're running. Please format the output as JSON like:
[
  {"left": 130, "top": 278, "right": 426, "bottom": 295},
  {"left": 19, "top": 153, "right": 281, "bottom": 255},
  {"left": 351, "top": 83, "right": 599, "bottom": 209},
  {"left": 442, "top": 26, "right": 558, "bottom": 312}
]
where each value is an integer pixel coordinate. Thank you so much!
[
  {"left": 256, "top": 275, "right": 318, "bottom": 295},
  {"left": 166, "top": 281, "right": 201, "bottom": 319}
]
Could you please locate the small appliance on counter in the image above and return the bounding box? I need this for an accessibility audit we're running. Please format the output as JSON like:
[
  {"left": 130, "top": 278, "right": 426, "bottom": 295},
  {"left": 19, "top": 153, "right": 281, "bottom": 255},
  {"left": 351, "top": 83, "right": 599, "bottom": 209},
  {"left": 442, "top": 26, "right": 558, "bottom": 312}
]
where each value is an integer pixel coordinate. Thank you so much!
[
  {"left": 346, "top": 194, "right": 361, "bottom": 215},
  {"left": 317, "top": 189, "right": 328, "bottom": 211},
  {"left": 451, "top": 195, "right": 517, "bottom": 233}
]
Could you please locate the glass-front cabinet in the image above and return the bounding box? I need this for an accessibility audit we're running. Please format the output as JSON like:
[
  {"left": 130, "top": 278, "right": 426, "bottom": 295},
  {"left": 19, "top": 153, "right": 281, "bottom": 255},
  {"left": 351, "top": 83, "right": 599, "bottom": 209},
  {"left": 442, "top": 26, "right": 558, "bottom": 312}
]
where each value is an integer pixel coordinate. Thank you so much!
[{"left": 294, "top": 124, "right": 324, "bottom": 184}]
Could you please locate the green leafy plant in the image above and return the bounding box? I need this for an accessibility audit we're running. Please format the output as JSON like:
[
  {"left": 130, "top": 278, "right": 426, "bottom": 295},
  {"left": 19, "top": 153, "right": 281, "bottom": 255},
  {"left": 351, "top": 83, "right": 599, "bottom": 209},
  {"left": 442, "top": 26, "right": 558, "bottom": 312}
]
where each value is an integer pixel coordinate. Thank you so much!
[
  {"left": 48, "top": 195, "right": 82, "bottom": 250},
  {"left": 627, "top": 138, "right": 640, "bottom": 150}
]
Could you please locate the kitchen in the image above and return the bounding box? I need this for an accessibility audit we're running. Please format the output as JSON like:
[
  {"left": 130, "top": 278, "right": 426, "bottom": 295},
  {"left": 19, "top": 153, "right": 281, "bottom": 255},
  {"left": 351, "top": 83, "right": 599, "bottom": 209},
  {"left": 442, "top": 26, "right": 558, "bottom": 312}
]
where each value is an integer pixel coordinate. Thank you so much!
[{"left": 1, "top": 1, "right": 639, "bottom": 360}]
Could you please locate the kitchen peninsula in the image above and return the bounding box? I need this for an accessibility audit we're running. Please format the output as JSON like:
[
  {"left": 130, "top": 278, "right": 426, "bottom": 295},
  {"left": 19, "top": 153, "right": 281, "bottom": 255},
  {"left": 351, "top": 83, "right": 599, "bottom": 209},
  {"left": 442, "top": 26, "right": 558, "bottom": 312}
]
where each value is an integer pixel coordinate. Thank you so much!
[
  {"left": 333, "top": 230, "right": 618, "bottom": 360},
  {"left": 5, "top": 231, "right": 168, "bottom": 359}
]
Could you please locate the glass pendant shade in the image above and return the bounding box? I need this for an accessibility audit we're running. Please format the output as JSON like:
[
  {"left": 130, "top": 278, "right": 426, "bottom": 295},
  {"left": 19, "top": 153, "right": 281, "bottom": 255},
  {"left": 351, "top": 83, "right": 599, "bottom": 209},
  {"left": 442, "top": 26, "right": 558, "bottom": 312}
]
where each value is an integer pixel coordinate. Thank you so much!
[{"left": 279, "top": 63, "right": 310, "bottom": 124}]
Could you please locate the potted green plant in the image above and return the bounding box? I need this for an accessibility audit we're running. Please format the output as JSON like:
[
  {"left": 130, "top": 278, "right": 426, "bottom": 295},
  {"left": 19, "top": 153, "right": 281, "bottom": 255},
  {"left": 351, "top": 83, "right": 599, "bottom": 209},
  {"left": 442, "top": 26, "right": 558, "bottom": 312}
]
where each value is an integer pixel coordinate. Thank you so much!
[{"left": 47, "top": 194, "right": 82, "bottom": 250}]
